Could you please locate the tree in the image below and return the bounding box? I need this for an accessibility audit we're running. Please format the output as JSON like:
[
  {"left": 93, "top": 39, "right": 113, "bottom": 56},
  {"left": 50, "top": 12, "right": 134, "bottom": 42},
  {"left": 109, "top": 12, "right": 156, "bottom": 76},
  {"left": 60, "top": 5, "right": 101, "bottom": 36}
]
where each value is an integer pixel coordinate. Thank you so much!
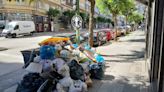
[
  {"left": 96, "top": 0, "right": 128, "bottom": 41},
  {"left": 47, "top": 8, "right": 60, "bottom": 18},
  {"left": 88, "top": 0, "right": 95, "bottom": 47},
  {"left": 128, "top": 12, "right": 144, "bottom": 24},
  {"left": 121, "top": 0, "right": 135, "bottom": 29},
  {"left": 80, "top": 12, "right": 88, "bottom": 28},
  {"left": 96, "top": 16, "right": 112, "bottom": 23},
  {"left": 62, "top": 10, "right": 76, "bottom": 26}
]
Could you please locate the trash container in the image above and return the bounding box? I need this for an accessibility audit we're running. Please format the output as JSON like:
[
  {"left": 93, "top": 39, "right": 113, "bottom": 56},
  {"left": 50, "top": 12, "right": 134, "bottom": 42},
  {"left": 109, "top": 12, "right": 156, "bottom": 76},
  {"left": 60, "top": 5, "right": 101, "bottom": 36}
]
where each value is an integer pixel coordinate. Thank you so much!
[{"left": 21, "top": 49, "right": 39, "bottom": 68}]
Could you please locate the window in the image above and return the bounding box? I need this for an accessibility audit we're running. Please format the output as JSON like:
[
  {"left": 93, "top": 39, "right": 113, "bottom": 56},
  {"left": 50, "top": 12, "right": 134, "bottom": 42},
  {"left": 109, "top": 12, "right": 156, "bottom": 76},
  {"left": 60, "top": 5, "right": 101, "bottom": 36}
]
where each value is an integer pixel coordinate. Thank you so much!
[
  {"left": 16, "top": 0, "right": 20, "bottom": 5},
  {"left": 14, "top": 25, "right": 19, "bottom": 30},
  {"left": 0, "top": 24, "right": 5, "bottom": 29},
  {"left": 5, "top": 24, "right": 14, "bottom": 30}
]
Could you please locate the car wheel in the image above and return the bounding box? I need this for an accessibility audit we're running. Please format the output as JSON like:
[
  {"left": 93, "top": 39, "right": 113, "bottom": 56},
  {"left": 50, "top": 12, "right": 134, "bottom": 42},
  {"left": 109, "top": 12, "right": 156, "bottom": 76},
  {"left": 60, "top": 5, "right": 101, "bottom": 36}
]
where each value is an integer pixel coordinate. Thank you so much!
[
  {"left": 30, "top": 32, "right": 33, "bottom": 36},
  {"left": 12, "top": 33, "right": 16, "bottom": 38},
  {"left": 5, "top": 35, "right": 9, "bottom": 38}
]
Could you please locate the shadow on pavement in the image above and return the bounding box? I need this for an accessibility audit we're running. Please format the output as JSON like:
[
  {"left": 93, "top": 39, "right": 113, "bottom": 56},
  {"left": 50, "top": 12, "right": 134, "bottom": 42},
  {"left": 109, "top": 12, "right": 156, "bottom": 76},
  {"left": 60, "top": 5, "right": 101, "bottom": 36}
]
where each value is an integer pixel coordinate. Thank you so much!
[
  {"left": 89, "top": 75, "right": 149, "bottom": 92},
  {"left": 0, "top": 47, "right": 8, "bottom": 51},
  {"left": 101, "top": 48, "right": 145, "bottom": 63},
  {"left": 0, "top": 62, "right": 27, "bottom": 91},
  {"left": 103, "top": 75, "right": 115, "bottom": 81},
  {"left": 127, "top": 38, "right": 145, "bottom": 42}
]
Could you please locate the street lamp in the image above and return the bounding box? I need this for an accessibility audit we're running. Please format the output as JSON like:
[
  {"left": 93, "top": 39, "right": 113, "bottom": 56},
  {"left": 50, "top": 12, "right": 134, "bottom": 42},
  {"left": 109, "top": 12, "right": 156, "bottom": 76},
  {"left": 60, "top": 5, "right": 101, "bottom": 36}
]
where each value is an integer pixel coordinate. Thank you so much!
[{"left": 72, "top": 0, "right": 80, "bottom": 45}]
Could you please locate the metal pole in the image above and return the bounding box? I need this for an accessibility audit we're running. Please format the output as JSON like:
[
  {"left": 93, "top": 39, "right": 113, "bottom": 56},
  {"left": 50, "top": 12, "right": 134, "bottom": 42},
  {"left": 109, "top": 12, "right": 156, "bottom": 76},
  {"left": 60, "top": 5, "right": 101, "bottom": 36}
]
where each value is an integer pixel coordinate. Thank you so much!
[
  {"left": 85, "top": 0, "right": 87, "bottom": 28},
  {"left": 76, "top": 0, "right": 80, "bottom": 14},
  {"left": 76, "top": 0, "right": 80, "bottom": 45}
]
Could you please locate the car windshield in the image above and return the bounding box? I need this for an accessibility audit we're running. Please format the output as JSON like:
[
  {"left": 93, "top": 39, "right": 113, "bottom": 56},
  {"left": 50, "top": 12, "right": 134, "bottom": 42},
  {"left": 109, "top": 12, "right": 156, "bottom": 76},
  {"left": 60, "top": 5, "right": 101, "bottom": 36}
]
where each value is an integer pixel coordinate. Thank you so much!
[
  {"left": 5, "top": 24, "right": 14, "bottom": 30},
  {"left": 0, "top": 24, "right": 4, "bottom": 29}
]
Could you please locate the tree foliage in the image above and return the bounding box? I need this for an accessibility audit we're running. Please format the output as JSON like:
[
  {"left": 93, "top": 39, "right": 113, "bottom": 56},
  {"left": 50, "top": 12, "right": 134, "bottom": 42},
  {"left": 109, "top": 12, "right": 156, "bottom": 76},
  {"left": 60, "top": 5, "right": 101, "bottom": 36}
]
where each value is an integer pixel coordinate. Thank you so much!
[
  {"left": 47, "top": 8, "right": 60, "bottom": 17},
  {"left": 96, "top": 0, "right": 127, "bottom": 16},
  {"left": 63, "top": 10, "right": 75, "bottom": 18},
  {"left": 96, "top": 16, "right": 112, "bottom": 23},
  {"left": 121, "top": 0, "right": 135, "bottom": 16},
  {"left": 96, "top": 0, "right": 128, "bottom": 40},
  {"left": 128, "top": 12, "right": 144, "bottom": 24}
]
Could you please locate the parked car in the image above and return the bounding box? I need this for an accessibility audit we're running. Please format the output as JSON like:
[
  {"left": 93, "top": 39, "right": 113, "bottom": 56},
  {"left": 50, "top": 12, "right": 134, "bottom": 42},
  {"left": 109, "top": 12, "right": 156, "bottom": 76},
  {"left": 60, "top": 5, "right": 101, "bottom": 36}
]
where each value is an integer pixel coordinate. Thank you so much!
[
  {"left": 124, "top": 25, "right": 132, "bottom": 33},
  {"left": 101, "top": 28, "right": 114, "bottom": 40},
  {"left": 116, "top": 26, "right": 126, "bottom": 36},
  {"left": 1, "top": 21, "right": 35, "bottom": 38},
  {"left": 82, "top": 29, "right": 109, "bottom": 46}
]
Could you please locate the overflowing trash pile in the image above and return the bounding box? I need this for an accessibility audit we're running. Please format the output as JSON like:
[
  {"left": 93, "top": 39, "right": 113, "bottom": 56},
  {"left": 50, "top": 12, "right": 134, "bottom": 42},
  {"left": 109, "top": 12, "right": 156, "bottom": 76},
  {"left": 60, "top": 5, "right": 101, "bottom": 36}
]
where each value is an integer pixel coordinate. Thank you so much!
[{"left": 17, "top": 37, "right": 105, "bottom": 92}]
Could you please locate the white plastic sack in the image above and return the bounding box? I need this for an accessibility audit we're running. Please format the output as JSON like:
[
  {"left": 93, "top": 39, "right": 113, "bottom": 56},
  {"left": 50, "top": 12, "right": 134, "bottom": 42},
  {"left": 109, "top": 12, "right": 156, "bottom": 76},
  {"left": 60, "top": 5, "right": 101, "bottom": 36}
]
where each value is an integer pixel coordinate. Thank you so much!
[{"left": 69, "top": 80, "right": 87, "bottom": 92}]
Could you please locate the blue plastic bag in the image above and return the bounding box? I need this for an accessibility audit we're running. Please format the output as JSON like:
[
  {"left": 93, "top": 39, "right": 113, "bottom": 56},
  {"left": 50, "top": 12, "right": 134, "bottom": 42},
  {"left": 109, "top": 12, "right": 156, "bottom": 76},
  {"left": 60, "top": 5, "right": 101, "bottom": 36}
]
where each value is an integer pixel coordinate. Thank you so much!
[
  {"left": 40, "top": 45, "right": 55, "bottom": 60},
  {"left": 72, "top": 44, "right": 78, "bottom": 49},
  {"left": 95, "top": 54, "right": 105, "bottom": 63}
]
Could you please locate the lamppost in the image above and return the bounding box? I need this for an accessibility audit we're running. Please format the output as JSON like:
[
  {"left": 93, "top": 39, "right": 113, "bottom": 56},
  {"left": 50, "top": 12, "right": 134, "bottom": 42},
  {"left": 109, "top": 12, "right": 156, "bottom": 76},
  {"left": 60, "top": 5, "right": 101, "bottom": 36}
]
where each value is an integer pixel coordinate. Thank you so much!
[
  {"left": 85, "top": 0, "right": 87, "bottom": 28},
  {"left": 76, "top": 0, "right": 80, "bottom": 45},
  {"left": 72, "top": 0, "right": 81, "bottom": 45}
]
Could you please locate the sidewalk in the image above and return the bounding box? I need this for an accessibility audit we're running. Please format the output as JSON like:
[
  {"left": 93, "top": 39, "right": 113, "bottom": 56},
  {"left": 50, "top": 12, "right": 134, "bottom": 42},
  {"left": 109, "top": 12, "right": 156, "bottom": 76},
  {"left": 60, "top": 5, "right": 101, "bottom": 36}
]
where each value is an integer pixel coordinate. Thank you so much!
[{"left": 88, "top": 30, "right": 150, "bottom": 92}]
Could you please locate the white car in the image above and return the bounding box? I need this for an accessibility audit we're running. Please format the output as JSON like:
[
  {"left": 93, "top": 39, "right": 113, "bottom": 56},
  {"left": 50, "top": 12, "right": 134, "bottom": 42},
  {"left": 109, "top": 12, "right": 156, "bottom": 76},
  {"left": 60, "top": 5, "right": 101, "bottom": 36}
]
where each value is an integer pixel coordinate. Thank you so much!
[{"left": 2, "top": 21, "right": 35, "bottom": 38}]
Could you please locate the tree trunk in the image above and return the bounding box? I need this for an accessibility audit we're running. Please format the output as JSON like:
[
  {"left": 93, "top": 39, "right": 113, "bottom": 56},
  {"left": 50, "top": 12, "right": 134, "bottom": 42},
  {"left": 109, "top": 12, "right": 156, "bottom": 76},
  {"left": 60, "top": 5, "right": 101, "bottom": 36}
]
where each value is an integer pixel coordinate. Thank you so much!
[
  {"left": 88, "top": 0, "right": 95, "bottom": 47},
  {"left": 113, "top": 15, "right": 118, "bottom": 41},
  {"left": 125, "top": 15, "right": 128, "bottom": 32}
]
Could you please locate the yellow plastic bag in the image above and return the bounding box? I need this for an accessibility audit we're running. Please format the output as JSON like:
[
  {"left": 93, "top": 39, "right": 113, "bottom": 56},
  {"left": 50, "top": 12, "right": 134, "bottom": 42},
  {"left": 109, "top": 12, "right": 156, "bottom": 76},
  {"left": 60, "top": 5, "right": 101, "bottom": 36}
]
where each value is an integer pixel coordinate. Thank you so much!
[{"left": 39, "top": 37, "right": 70, "bottom": 46}]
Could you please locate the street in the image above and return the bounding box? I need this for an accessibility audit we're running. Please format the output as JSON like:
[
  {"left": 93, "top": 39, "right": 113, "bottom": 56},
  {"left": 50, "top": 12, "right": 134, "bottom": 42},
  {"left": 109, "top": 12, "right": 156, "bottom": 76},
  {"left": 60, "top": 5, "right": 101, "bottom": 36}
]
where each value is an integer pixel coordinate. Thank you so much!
[{"left": 0, "top": 34, "right": 51, "bottom": 91}]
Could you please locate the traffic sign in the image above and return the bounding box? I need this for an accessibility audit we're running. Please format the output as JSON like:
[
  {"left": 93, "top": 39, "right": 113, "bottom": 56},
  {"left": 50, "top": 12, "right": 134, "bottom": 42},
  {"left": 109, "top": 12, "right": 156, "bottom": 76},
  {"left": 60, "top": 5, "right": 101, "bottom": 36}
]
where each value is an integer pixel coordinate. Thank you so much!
[{"left": 71, "top": 14, "right": 83, "bottom": 29}]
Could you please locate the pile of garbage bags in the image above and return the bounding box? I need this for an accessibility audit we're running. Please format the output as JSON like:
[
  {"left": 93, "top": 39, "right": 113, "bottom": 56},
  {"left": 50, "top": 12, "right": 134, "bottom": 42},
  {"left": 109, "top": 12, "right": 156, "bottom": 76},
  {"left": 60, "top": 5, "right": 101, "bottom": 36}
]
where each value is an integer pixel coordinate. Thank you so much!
[{"left": 17, "top": 37, "right": 105, "bottom": 92}]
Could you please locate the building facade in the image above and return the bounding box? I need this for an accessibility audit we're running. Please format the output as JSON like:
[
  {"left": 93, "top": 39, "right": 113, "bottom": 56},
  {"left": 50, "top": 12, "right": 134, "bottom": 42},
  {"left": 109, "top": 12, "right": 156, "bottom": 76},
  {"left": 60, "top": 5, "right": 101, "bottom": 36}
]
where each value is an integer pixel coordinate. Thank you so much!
[
  {"left": 0, "top": 0, "right": 102, "bottom": 32},
  {"left": 144, "top": 0, "right": 164, "bottom": 92}
]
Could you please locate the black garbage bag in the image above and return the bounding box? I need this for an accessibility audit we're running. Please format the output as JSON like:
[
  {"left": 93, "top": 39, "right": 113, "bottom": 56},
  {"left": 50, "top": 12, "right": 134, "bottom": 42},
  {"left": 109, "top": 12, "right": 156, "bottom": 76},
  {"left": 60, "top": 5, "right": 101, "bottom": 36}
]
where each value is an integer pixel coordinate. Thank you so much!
[
  {"left": 37, "top": 71, "right": 64, "bottom": 92},
  {"left": 68, "top": 59, "right": 85, "bottom": 81},
  {"left": 16, "top": 73, "right": 45, "bottom": 92},
  {"left": 17, "top": 71, "right": 64, "bottom": 92},
  {"left": 89, "top": 63, "right": 105, "bottom": 80}
]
